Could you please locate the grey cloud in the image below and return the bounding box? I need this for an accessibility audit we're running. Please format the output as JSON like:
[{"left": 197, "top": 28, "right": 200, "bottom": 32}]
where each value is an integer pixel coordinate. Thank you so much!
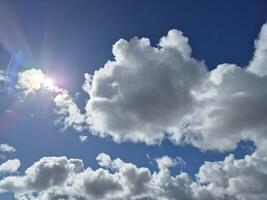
[
  {"left": 0, "top": 157, "right": 83, "bottom": 193},
  {"left": 2, "top": 153, "right": 267, "bottom": 200},
  {"left": 84, "top": 29, "right": 207, "bottom": 144},
  {"left": 186, "top": 63, "right": 267, "bottom": 151}
]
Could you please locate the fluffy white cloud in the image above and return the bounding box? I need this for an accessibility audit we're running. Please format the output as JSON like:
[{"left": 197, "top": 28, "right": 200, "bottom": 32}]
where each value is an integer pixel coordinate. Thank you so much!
[
  {"left": 16, "top": 69, "right": 45, "bottom": 94},
  {"left": 0, "top": 159, "right": 20, "bottom": 174},
  {"left": 1, "top": 153, "right": 267, "bottom": 200},
  {"left": 0, "top": 144, "right": 16, "bottom": 153},
  {"left": 247, "top": 23, "right": 267, "bottom": 76},
  {"left": 0, "top": 156, "right": 83, "bottom": 194},
  {"left": 83, "top": 29, "right": 207, "bottom": 144},
  {"left": 192, "top": 152, "right": 267, "bottom": 200},
  {"left": 81, "top": 22, "right": 267, "bottom": 153},
  {"left": 185, "top": 63, "right": 267, "bottom": 151}
]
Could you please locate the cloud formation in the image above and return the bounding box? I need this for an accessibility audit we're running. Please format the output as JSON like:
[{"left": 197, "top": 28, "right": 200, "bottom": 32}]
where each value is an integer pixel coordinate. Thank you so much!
[
  {"left": 0, "top": 159, "right": 20, "bottom": 174},
  {"left": 247, "top": 23, "right": 267, "bottom": 76},
  {"left": 83, "top": 30, "right": 206, "bottom": 144},
  {"left": 81, "top": 22, "right": 267, "bottom": 153},
  {"left": 0, "top": 144, "right": 16, "bottom": 153},
  {"left": 0, "top": 153, "right": 267, "bottom": 200}
]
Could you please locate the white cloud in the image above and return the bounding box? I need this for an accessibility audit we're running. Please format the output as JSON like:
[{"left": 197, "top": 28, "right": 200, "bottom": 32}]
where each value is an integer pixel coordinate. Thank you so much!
[
  {"left": 79, "top": 135, "right": 88, "bottom": 143},
  {"left": 16, "top": 69, "right": 46, "bottom": 95},
  {"left": 0, "top": 144, "right": 16, "bottom": 153},
  {"left": 53, "top": 89, "right": 85, "bottom": 131},
  {"left": 83, "top": 29, "right": 207, "bottom": 144},
  {"left": 0, "top": 159, "right": 20, "bottom": 174},
  {"left": 185, "top": 63, "right": 267, "bottom": 151},
  {"left": 1, "top": 152, "right": 267, "bottom": 200},
  {"left": 155, "top": 155, "right": 179, "bottom": 171},
  {"left": 192, "top": 152, "right": 267, "bottom": 200},
  {"left": 0, "top": 156, "right": 83, "bottom": 194},
  {"left": 81, "top": 22, "right": 267, "bottom": 153},
  {"left": 247, "top": 23, "right": 267, "bottom": 76}
]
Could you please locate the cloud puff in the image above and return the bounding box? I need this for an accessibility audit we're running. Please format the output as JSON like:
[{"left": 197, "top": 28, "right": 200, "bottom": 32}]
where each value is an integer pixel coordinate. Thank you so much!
[
  {"left": 192, "top": 152, "right": 267, "bottom": 200},
  {"left": 186, "top": 63, "right": 267, "bottom": 151},
  {"left": 1, "top": 153, "right": 267, "bottom": 200},
  {"left": 83, "top": 29, "right": 207, "bottom": 144},
  {"left": 0, "top": 144, "right": 16, "bottom": 153},
  {"left": 155, "top": 155, "right": 185, "bottom": 171},
  {"left": 0, "top": 159, "right": 20, "bottom": 174},
  {"left": 53, "top": 89, "right": 85, "bottom": 131},
  {"left": 247, "top": 23, "right": 267, "bottom": 76},
  {"left": 0, "top": 156, "right": 83, "bottom": 194}
]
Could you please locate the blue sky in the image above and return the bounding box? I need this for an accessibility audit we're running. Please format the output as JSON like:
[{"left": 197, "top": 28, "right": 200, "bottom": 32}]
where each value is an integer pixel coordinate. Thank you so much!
[{"left": 0, "top": 1, "right": 267, "bottom": 200}]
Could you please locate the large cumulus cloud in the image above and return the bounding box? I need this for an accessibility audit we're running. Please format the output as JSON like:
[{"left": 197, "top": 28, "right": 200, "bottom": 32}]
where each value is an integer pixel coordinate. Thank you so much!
[
  {"left": 82, "top": 22, "right": 267, "bottom": 152},
  {"left": 83, "top": 29, "right": 207, "bottom": 144},
  {"left": 1, "top": 153, "right": 267, "bottom": 200},
  {"left": 186, "top": 63, "right": 267, "bottom": 151}
]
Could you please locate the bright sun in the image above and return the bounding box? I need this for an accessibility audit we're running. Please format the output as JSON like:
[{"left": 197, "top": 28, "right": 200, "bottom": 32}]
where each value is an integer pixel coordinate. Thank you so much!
[
  {"left": 27, "top": 73, "right": 55, "bottom": 92},
  {"left": 42, "top": 77, "right": 55, "bottom": 90}
]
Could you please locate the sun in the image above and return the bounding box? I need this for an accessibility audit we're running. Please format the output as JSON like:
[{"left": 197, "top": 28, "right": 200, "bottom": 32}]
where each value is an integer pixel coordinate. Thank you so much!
[
  {"left": 24, "top": 70, "right": 56, "bottom": 92},
  {"left": 42, "top": 77, "right": 55, "bottom": 90}
]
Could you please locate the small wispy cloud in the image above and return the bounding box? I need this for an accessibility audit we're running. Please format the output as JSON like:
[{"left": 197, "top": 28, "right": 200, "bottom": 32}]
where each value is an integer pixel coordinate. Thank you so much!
[
  {"left": 79, "top": 135, "right": 88, "bottom": 143},
  {"left": 16, "top": 68, "right": 86, "bottom": 133},
  {"left": 0, "top": 144, "right": 16, "bottom": 153}
]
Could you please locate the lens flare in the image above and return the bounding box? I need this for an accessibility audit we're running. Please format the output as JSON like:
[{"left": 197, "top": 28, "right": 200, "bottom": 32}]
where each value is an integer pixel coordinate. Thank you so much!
[
  {"left": 42, "top": 77, "right": 55, "bottom": 90},
  {"left": 16, "top": 69, "right": 56, "bottom": 94}
]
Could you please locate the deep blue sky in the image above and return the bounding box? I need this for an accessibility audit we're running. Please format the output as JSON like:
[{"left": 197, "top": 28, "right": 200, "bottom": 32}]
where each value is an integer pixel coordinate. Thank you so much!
[{"left": 0, "top": 1, "right": 266, "bottom": 198}]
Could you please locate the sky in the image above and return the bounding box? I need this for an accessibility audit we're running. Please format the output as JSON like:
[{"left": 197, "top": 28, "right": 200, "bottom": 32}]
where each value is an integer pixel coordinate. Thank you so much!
[{"left": 0, "top": 0, "right": 267, "bottom": 199}]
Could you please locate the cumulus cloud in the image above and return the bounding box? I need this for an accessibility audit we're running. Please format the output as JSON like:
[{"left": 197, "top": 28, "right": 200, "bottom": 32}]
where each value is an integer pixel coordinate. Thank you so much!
[
  {"left": 1, "top": 153, "right": 267, "bottom": 200},
  {"left": 192, "top": 152, "right": 267, "bottom": 200},
  {"left": 83, "top": 29, "right": 207, "bottom": 144},
  {"left": 155, "top": 155, "right": 183, "bottom": 171},
  {"left": 0, "top": 156, "right": 83, "bottom": 194},
  {"left": 0, "top": 144, "right": 16, "bottom": 153},
  {"left": 185, "top": 63, "right": 267, "bottom": 151},
  {"left": 81, "top": 22, "right": 267, "bottom": 153},
  {"left": 0, "top": 159, "right": 20, "bottom": 174},
  {"left": 247, "top": 23, "right": 267, "bottom": 76}
]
